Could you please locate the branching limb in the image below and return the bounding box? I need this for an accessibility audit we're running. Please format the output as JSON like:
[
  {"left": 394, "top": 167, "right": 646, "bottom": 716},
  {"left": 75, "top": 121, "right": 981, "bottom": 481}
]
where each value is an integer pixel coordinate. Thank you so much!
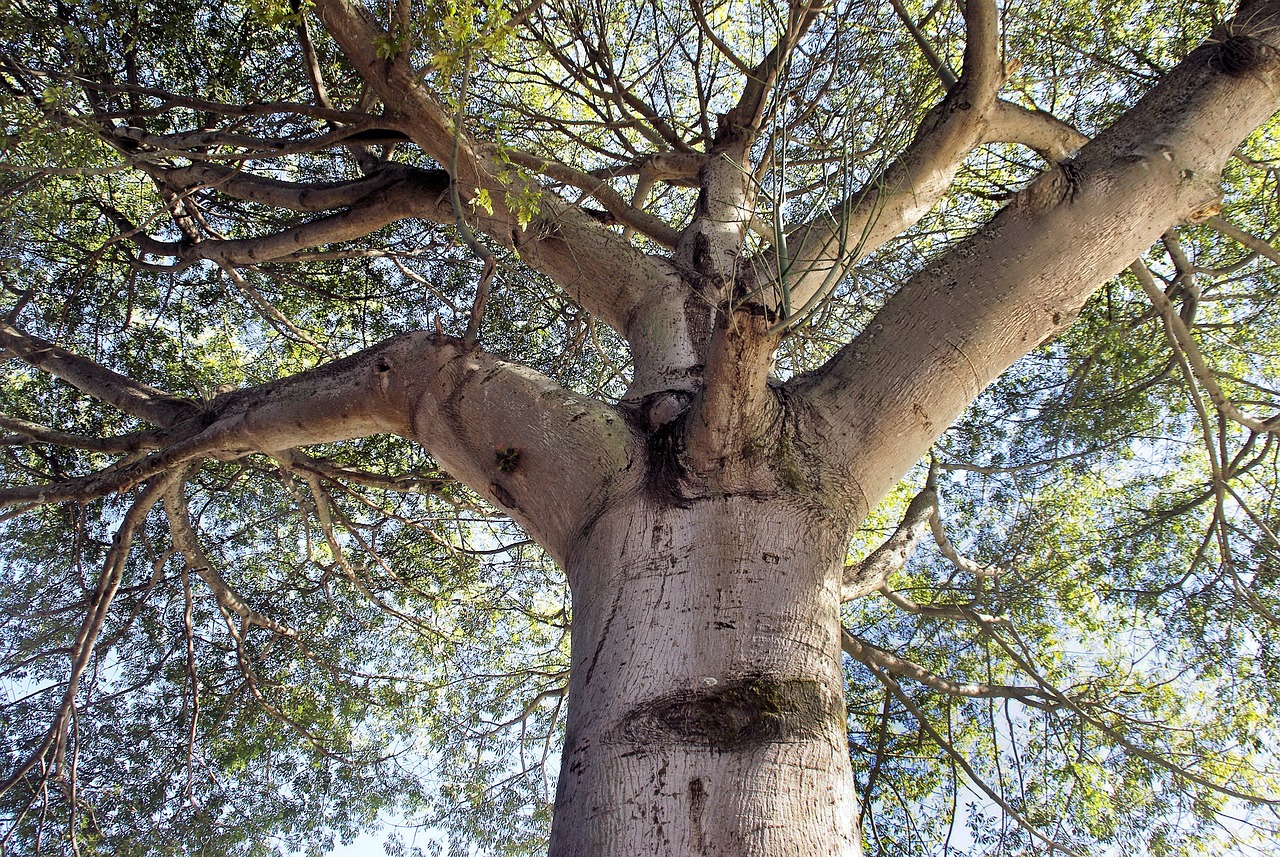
[
  {"left": 989, "top": 624, "right": 1280, "bottom": 807},
  {"left": 877, "top": 584, "right": 1007, "bottom": 624},
  {"left": 1132, "top": 258, "right": 1280, "bottom": 434},
  {"left": 400, "top": 340, "right": 639, "bottom": 566},
  {"left": 842, "top": 475, "right": 936, "bottom": 600},
  {"left": 0, "top": 474, "right": 176, "bottom": 799},
  {"left": 796, "top": 6, "right": 1280, "bottom": 510},
  {"left": 1207, "top": 214, "right": 1280, "bottom": 267},
  {"left": 929, "top": 499, "right": 996, "bottom": 579},
  {"left": 724, "top": 0, "right": 829, "bottom": 134},
  {"left": 288, "top": 451, "right": 462, "bottom": 499},
  {"left": 841, "top": 629, "right": 1057, "bottom": 706},
  {"left": 149, "top": 162, "right": 441, "bottom": 214},
  {"left": 105, "top": 120, "right": 407, "bottom": 162},
  {"left": 3, "top": 316, "right": 637, "bottom": 570},
  {"left": 450, "top": 50, "right": 497, "bottom": 351},
  {"left": 767, "top": 0, "right": 1003, "bottom": 322},
  {"left": 500, "top": 149, "right": 682, "bottom": 247},
  {"left": 0, "top": 331, "right": 424, "bottom": 509},
  {"left": 107, "top": 176, "right": 452, "bottom": 270},
  {"left": 164, "top": 480, "right": 298, "bottom": 636},
  {"left": 844, "top": 460, "right": 999, "bottom": 600},
  {"left": 887, "top": 0, "right": 956, "bottom": 90},
  {"left": 688, "top": 0, "right": 754, "bottom": 76},
  {"left": 220, "top": 265, "right": 330, "bottom": 353}
]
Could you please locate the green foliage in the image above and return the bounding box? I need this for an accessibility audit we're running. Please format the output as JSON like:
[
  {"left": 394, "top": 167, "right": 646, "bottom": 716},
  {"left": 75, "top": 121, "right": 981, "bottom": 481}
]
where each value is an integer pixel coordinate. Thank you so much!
[{"left": 2, "top": 0, "right": 1280, "bottom": 855}]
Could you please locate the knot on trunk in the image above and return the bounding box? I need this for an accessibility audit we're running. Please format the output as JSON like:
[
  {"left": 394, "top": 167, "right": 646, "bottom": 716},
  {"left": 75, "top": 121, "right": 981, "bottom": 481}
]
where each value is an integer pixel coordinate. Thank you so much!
[
  {"left": 619, "top": 674, "right": 835, "bottom": 751},
  {"left": 1215, "top": 35, "right": 1279, "bottom": 77}
]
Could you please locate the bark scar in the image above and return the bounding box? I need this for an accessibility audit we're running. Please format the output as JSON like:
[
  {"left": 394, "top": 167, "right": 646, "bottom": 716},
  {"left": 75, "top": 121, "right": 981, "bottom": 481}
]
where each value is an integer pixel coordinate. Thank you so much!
[
  {"left": 583, "top": 585, "right": 624, "bottom": 687},
  {"left": 689, "top": 777, "right": 706, "bottom": 852},
  {"left": 619, "top": 674, "right": 834, "bottom": 750}
]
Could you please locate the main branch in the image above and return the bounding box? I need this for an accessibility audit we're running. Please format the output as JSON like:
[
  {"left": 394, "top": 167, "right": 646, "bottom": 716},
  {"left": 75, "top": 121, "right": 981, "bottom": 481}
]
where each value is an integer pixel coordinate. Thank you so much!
[{"left": 798, "top": 1, "right": 1280, "bottom": 511}]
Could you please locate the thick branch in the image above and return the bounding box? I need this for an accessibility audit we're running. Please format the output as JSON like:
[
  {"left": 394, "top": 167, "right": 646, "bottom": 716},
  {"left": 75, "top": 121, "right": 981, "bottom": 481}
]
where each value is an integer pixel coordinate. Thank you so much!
[
  {"left": 312, "top": 0, "right": 476, "bottom": 184},
  {"left": 763, "top": 0, "right": 1003, "bottom": 320},
  {"left": 0, "top": 322, "right": 196, "bottom": 427},
  {"left": 984, "top": 99, "right": 1089, "bottom": 162},
  {"left": 2, "top": 317, "right": 638, "bottom": 564},
  {"left": 797, "top": 8, "right": 1280, "bottom": 510},
  {"left": 120, "top": 172, "right": 453, "bottom": 268},
  {"left": 140, "top": 162, "right": 676, "bottom": 349},
  {"left": 401, "top": 338, "right": 639, "bottom": 565},
  {"left": 311, "top": 0, "right": 670, "bottom": 334}
]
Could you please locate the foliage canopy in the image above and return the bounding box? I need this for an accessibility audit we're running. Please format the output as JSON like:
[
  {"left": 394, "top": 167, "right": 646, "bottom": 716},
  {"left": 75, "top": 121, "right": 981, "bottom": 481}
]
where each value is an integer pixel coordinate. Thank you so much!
[{"left": 2, "top": 0, "right": 1280, "bottom": 854}]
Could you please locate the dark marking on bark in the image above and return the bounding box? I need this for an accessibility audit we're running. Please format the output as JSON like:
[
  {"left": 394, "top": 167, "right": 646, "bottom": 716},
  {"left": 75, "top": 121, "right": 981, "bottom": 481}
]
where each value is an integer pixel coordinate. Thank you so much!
[
  {"left": 646, "top": 418, "right": 692, "bottom": 505},
  {"left": 583, "top": 586, "right": 624, "bottom": 687},
  {"left": 683, "top": 290, "right": 716, "bottom": 359},
  {"left": 489, "top": 481, "right": 523, "bottom": 514},
  {"left": 772, "top": 416, "right": 817, "bottom": 495},
  {"left": 1021, "top": 159, "right": 1083, "bottom": 210},
  {"left": 689, "top": 777, "right": 706, "bottom": 852},
  {"left": 911, "top": 402, "right": 933, "bottom": 433},
  {"left": 651, "top": 520, "right": 667, "bottom": 550},
  {"left": 620, "top": 674, "right": 834, "bottom": 750},
  {"left": 654, "top": 759, "right": 668, "bottom": 845}
]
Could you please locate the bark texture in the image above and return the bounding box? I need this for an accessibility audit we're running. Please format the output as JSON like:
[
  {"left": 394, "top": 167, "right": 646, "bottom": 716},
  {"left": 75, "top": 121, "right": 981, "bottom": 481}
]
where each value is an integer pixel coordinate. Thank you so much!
[{"left": 551, "top": 495, "right": 860, "bottom": 856}]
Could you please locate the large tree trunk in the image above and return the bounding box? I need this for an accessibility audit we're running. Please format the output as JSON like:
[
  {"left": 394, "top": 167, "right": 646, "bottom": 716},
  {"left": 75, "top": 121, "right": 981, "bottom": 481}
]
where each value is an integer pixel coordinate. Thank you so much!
[{"left": 549, "top": 494, "right": 861, "bottom": 856}]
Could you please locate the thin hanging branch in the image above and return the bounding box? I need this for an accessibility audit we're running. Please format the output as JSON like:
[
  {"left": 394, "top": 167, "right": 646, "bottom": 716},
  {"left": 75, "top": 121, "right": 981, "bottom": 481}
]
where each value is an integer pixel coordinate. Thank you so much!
[
  {"left": 864, "top": 659, "right": 1088, "bottom": 857},
  {"left": 1133, "top": 257, "right": 1280, "bottom": 434},
  {"left": 451, "top": 48, "right": 497, "bottom": 350}
]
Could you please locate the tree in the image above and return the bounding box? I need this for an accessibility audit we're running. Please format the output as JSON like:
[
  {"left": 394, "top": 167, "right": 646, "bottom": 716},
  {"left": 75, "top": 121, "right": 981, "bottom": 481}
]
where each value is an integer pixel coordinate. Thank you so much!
[{"left": 3, "top": 0, "right": 1280, "bottom": 853}]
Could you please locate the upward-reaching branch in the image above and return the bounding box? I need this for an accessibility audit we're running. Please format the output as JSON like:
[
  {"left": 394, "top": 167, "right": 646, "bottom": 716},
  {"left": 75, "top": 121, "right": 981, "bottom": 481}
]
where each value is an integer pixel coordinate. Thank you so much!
[
  {"left": 762, "top": 0, "right": 1003, "bottom": 320},
  {"left": 310, "top": 0, "right": 673, "bottom": 335},
  {"left": 796, "top": 0, "right": 1280, "bottom": 511}
]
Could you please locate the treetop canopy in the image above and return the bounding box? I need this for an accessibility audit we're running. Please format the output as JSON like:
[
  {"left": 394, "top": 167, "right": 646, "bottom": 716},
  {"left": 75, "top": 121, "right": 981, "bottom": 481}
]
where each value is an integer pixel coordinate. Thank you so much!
[{"left": 2, "top": 0, "right": 1280, "bottom": 854}]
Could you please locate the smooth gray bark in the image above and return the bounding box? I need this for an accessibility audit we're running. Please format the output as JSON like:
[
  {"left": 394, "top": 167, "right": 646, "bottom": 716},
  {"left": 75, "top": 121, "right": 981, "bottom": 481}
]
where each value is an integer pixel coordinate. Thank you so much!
[{"left": 551, "top": 495, "right": 860, "bottom": 856}]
